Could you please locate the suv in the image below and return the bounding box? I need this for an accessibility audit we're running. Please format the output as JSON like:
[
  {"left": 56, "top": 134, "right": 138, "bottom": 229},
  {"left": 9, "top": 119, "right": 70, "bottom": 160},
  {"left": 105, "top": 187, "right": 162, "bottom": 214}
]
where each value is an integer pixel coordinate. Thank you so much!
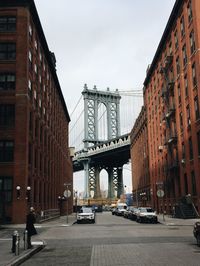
[
  {"left": 77, "top": 207, "right": 95, "bottom": 224},
  {"left": 136, "top": 207, "right": 158, "bottom": 223},
  {"left": 193, "top": 221, "right": 200, "bottom": 246}
]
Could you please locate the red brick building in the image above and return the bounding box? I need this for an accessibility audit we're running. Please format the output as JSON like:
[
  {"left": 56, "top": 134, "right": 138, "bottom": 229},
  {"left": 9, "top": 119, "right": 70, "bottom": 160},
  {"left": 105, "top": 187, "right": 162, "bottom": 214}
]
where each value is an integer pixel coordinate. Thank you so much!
[
  {"left": 131, "top": 0, "right": 200, "bottom": 215},
  {"left": 130, "top": 106, "right": 150, "bottom": 207},
  {"left": 0, "top": 0, "right": 73, "bottom": 224}
]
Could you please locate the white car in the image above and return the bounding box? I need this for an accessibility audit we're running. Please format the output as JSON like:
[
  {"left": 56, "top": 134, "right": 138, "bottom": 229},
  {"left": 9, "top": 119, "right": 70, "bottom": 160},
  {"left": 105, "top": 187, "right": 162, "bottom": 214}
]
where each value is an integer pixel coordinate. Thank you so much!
[
  {"left": 77, "top": 207, "right": 95, "bottom": 223},
  {"left": 136, "top": 207, "right": 158, "bottom": 223}
]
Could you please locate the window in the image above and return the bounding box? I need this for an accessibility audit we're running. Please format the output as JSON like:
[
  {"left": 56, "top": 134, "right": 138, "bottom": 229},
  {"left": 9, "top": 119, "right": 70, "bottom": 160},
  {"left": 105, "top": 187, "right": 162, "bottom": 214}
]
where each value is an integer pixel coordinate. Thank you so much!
[
  {"left": 180, "top": 16, "right": 185, "bottom": 37},
  {"left": 180, "top": 112, "right": 183, "bottom": 131},
  {"left": 0, "top": 140, "right": 14, "bottom": 162},
  {"left": 194, "top": 96, "right": 200, "bottom": 120},
  {"left": 182, "top": 142, "right": 185, "bottom": 159},
  {"left": 169, "top": 42, "right": 172, "bottom": 55},
  {"left": 192, "top": 63, "right": 197, "bottom": 87},
  {"left": 189, "top": 137, "right": 193, "bottom": 160},
  {"left": 174, "top": 30, "right": 178, "bottom": 49},
  {"left": 0, "top": 43, "right": 16, "bottom": 60},
  {"left": 0, "top": 73, "right": 15, "bottom": 90},
  {"left": 0, "top": 104, "right": 15, "bottom": 127},
  {"left": 0, "top": 16, "right": 16, "bottom": 32},
  {"left": 184, "top": 75, "right": 188, "bottom": 97},
  {"left": 191, "top": 171, "right": 197, "bottom": 196},
  {"left": 29, "top": 24, "right": 32, "bottom": 37},
  {"left": 197, "top": 131, "right": 200, "bottom": 157},
  {"left": 0, "top": 176, "right": 13, "bottom": 203},
  {"left": 190, "top": 30, "right": 196, "bottom": 54},
  {"left": 186, "top": 105, "right": 191, "bottom": 127},
  {"left": 182, "top": 45, "right": 187, "bottom": 66},
  {"left": 178, "top": 84, "right": 181, "bottom": 104},
  {"left": 176, "top": 57, "right": 180, "bottom": 75},
  {"left": 187, "top": 0, "right": 193, "bottom": 23}
]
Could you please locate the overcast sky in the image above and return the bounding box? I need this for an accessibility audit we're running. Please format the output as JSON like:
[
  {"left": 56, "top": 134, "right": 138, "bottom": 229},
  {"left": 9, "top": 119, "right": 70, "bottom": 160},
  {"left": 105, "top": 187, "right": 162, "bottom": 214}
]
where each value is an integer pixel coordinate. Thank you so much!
[{"left": 34, "top": 0, "right": 176, "bottom": 193}]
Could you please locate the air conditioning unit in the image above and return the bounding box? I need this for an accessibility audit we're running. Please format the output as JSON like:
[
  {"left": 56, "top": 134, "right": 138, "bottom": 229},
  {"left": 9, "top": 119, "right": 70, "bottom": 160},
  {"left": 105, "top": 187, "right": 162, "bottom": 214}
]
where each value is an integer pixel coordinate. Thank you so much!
[
  {"left": 181, "top": 158, "right": 185, "bottom": 164},
  {"left": 159, "top": 146, "right": 163, "bottom": 152}
]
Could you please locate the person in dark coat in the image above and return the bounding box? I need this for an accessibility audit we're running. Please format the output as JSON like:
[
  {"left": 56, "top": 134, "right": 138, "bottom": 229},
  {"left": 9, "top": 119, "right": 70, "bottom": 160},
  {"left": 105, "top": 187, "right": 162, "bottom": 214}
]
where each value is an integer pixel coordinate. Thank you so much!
[{"left": 26, "top": 207, "right": 37, "bottom": 248}]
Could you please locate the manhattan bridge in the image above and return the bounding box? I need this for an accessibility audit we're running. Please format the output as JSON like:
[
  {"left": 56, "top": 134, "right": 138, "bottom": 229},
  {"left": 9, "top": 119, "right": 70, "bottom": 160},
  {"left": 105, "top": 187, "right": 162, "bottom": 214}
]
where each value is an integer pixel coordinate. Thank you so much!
[{"left": 70, "top": 84, "right": 143, "bottom": 201}]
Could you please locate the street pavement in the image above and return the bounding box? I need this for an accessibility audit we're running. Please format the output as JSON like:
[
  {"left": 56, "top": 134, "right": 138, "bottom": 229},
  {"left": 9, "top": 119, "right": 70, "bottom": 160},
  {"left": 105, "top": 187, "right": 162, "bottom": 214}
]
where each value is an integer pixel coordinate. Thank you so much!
[{"left": 0, "top": 213, "right": 199, "bottom": 266}]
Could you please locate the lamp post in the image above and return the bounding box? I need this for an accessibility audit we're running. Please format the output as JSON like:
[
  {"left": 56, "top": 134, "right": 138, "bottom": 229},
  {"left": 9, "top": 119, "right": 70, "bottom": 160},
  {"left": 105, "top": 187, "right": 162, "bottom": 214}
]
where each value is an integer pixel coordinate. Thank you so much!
[
  {"left": 58, "top": 196, "right": 65, "bottom": 216},
  {"left": 26, "top": 186, "right": 31, "bottom": 201},
  {"left": 16, "top": 186, "right": 21, "bottom": 199},
  {"left": 64, "top": 183, "right": 71, "bottom": 224},
  {"left": 74, "top": 190, "right": 78, "bottom": 218}
]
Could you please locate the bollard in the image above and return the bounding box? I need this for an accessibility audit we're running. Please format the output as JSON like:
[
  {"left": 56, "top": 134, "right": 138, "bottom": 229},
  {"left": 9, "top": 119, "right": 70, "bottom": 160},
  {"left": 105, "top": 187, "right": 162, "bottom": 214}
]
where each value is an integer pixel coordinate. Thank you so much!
[
  {"left": 11, "top": 230, "right": 18, "bottom": 253},
  {"left": 23, "top": 230, "right": 28, "bottom": 250},
  {"left": 15, "top": 231, "right": 20, "bottom": 255}
]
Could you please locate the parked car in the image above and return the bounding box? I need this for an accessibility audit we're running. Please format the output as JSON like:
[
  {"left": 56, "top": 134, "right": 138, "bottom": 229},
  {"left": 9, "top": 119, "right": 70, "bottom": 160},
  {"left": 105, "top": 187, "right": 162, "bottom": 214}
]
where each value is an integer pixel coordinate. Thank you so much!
[
  {"left": 115, "top": 204, "right": 127, "bottom": 216},
  {"left": 129, "top": 207, "right": 139, "bottom": 221},
  {"left": 111, "top": 208, "right": 117, "bottom": 215},
  {"left": 77, "top": 207, "right": 95, "bottom": 224},
  {"left": 193, "top": 221, "right": 200, "bottom": 246},
  {"left": 136, "top": 207, "right": 158, "bottom": 223},
  {"left": 123, "top": 206, "right": 137, "bottom": 219}
]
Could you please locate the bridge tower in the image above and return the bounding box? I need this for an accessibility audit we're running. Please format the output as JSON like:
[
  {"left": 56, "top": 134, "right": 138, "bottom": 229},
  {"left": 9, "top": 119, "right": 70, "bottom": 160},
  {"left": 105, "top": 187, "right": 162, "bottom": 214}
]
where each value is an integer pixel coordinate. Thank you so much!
[{"left": 82, "top": 84, "right": 125, "bottom": 200}]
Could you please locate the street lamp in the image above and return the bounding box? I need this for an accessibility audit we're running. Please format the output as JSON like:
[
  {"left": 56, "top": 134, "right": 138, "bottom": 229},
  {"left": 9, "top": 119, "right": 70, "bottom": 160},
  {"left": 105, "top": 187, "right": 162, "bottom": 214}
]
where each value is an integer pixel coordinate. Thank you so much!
[
  {"left": 58, "top": 196, "right": 65, "bottom": 216},
  {"left": 16, "top": 186, "right": 21, "bottom": 199},
  {"left": 26, "top": 186, "right": 31, "bottom": 201},
  {"left": 64, "top": 183, "right": 71, "bottom": 224}
]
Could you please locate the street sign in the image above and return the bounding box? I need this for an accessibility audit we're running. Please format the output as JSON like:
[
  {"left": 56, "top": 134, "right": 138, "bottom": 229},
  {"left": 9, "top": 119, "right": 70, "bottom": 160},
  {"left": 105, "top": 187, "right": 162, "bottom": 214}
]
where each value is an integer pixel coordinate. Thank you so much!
[
  {"left": 64, "top": 189, "right": 71, "bottom": 198},
  {"left": 157, "top": 189, "right": 164, "bottom": 198}
]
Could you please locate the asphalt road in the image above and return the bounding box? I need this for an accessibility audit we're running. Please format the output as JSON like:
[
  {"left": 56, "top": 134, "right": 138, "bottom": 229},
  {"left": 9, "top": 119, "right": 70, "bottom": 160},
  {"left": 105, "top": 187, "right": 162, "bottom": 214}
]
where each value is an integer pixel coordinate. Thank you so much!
[{"left": 21, "top": 212, "right": 200, "bottom": 266}]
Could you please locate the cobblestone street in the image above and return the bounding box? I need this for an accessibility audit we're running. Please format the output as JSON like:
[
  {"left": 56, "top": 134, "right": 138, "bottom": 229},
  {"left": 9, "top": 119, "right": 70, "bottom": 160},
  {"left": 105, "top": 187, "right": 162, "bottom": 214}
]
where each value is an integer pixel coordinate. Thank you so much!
[{"left": 18, "top": 212, "right": 200, "bottom": 266}]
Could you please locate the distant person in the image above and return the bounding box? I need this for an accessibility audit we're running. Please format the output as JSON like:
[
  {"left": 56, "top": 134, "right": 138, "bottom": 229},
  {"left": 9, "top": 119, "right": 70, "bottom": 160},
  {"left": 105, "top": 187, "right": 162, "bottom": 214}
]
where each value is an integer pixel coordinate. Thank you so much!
[{"left": 26, "top": 207, "right": 37, "bottom": 248}]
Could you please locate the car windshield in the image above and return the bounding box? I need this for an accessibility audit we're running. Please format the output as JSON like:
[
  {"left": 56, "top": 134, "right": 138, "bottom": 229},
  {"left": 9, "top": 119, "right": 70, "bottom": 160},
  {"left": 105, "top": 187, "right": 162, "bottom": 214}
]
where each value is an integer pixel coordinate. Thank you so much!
[
  {"left": 140, "top": 208, "right": 154, "bottom": 213},
  {"left": 80, "top": 208, "right": 93, "bottom": 213},
  {"left": 118, "top": 206, "right": 126, "bottom": 209}
]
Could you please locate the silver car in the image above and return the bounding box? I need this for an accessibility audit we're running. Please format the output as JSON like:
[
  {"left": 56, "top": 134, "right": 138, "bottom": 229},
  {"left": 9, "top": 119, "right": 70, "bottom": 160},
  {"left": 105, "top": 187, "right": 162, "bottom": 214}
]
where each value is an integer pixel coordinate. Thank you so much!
[{"left": 77, "top": 207, "right": 95, "bottom": 224}]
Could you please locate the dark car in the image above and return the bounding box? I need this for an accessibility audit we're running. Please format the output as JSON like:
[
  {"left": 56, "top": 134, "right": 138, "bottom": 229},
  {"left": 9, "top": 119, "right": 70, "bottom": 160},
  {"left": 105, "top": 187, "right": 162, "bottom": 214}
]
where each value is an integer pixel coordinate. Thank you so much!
[
  {"left": 193, "top": 221, "right": 200, "bottom": 246},
  {"left": 111, "top": 208, "right": 117, "bottom": 215},
  {"left": 124, "top": 206, "right": 138, "bottom": 219},
  {"left": 129, "top": 207, "right": 139, "bottom": 221}
]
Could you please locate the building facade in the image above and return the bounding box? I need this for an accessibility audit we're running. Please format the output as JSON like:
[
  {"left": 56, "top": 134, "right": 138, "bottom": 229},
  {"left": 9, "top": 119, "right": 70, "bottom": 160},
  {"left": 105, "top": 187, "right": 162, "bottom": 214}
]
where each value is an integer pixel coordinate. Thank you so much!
[
  {"left": 130, "top": 106, "right": 150, "bottom": 207},
  {"left": 143, "top": 0, "right": 200, "bottom": 214},
  {"left": 0, "top": 0, "right": 73, "bottom": 223}
]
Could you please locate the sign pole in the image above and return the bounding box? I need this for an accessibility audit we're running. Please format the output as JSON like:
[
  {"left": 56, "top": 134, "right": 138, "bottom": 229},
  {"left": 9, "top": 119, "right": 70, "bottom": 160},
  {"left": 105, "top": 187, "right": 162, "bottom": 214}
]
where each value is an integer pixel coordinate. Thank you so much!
[{"left": 64, "top": 183, "right": 71, "bottom": 224}]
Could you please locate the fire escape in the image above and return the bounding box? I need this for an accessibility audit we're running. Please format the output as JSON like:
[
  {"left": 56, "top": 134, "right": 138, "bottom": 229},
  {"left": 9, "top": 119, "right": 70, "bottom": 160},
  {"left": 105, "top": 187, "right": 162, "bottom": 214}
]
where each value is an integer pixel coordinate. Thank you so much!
[{"left": 160, "top": 55, "right": 179, "bottom": 203}]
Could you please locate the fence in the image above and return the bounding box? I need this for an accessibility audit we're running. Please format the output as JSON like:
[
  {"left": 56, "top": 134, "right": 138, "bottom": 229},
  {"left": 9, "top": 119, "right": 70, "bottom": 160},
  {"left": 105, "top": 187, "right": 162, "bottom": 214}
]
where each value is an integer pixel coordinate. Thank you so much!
[{"left": 38, "top": 209, "right": 60, "bottom": 222}]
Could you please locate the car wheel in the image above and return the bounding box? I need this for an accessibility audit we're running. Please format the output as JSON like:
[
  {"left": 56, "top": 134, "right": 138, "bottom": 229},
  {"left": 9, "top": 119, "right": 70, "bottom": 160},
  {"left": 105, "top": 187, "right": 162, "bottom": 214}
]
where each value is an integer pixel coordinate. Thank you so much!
[{"left": 197, "top": 235, "right": 200, "bottom": 247}]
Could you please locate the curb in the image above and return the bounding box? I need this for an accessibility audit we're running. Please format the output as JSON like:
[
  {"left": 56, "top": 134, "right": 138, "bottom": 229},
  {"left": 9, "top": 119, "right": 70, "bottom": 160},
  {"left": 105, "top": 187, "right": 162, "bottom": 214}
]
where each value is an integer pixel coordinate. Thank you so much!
[{"left": 6, "top": 241, "right": 46, "bottom": 266}]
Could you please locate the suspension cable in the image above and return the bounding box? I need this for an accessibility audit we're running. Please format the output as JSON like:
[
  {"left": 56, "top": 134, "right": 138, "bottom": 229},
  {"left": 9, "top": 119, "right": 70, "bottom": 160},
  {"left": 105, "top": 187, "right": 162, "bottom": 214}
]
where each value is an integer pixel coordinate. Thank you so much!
[{"left": 70, "top": 95, "right": 83, "bottom": 117}]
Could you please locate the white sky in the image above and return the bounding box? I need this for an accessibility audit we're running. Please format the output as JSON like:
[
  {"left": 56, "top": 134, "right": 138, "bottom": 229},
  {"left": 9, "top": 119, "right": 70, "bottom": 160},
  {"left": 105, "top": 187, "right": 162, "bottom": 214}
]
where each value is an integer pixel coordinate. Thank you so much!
[{"left": 34, "top": 0, "right": 176, "bottom": 194}]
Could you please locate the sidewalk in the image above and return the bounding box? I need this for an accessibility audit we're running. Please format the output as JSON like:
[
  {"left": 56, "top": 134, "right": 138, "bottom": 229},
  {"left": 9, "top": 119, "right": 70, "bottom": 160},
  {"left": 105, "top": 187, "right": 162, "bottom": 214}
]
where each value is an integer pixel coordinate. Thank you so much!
[
  {"left": 0, "top": 213, "right": 77, "bottom": 266},
  {"left": 157, "top": 213, "right": 200, "bottom": 226}
]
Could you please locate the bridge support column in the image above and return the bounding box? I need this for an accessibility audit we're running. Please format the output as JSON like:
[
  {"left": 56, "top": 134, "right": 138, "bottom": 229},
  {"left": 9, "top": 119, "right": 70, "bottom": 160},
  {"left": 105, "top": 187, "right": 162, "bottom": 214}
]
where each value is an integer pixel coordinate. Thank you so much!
[
  {"left": 83, "top": 160, "right": 90, "bottom": 199},
  {"left": 94, "top": 168, "right": 101, "bottom": 198},
  {"left": 117, "top": 167, "right": 123, "bottom": 198},
  {"left": 108, "top": 168, "right": 115, "bottom": 199}
]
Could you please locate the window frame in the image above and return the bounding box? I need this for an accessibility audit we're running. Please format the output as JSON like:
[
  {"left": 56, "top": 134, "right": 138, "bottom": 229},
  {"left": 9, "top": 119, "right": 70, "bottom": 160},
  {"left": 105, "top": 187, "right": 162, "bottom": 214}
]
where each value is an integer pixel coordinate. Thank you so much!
[
  {"left": 0, "top": 16, "right": 16, "bottom": 32},
  {"left": 0, "top": 42, "right": 16, "bottom": 60}
]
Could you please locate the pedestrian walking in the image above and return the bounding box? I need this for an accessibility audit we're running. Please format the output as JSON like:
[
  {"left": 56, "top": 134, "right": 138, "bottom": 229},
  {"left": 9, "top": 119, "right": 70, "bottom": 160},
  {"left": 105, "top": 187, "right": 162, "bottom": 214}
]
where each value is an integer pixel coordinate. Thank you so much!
[{"left": 26, "top": 207, "right": 37, "bottom": 248}]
